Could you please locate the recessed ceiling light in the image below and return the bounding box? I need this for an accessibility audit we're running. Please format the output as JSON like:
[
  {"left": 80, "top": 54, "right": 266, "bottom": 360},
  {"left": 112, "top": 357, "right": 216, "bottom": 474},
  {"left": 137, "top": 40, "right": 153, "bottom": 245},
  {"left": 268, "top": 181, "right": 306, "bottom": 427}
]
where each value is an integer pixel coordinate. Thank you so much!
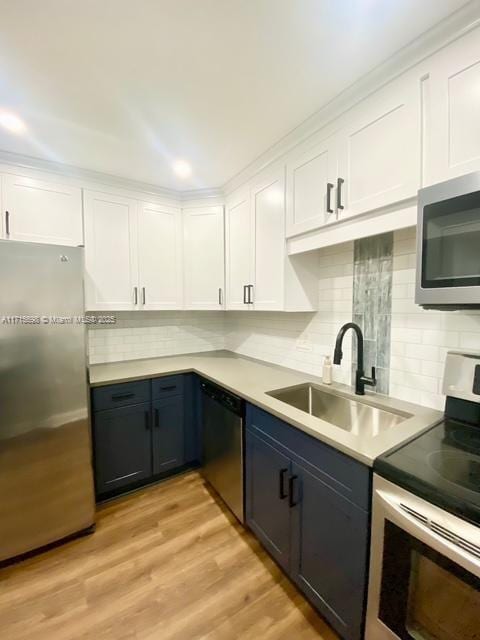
[
  {"left": 0, "top": 110, "right": 27, "bottom": 134},
  {"left": 173, "top": 159, "right": 192, "bottom": 179}
]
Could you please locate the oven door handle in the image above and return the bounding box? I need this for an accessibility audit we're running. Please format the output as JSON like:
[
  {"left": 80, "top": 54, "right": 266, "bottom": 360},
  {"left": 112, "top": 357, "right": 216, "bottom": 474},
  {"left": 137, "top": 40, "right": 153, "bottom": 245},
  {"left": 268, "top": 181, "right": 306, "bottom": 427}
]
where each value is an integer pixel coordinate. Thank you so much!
[{"left": 377, "top": 488, "right": 480, "bottom": 576}]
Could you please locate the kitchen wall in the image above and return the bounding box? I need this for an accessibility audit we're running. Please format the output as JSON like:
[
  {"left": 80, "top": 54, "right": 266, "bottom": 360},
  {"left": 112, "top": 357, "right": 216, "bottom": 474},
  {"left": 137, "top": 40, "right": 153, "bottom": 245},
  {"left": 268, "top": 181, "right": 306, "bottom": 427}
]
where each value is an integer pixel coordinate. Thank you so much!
[
  {"left": 87, "top": 311, "right": 225, "bottom": 364},
  {"left": 88, "top": 228, "right": 480, "bottom": 410},
  {"left": 225, "top": 242, "right": 354, "bottom": 386},
  {"left": 390, "top": 227, "right": 480, "bottom": 410}
]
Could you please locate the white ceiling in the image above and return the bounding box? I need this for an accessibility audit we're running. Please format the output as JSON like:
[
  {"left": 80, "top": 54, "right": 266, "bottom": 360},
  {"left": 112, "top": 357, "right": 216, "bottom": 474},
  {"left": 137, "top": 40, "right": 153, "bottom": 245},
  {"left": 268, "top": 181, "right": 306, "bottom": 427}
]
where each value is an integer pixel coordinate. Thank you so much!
[{"left": 0, "top": 0, "right": 472, "bottom": 192}]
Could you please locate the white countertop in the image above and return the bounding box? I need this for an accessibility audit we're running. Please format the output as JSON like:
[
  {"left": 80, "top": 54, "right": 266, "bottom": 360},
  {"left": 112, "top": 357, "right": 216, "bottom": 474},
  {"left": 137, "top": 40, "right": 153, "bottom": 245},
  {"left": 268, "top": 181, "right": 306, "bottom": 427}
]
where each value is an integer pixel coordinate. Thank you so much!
[{"left": 89, "top": 350, "right": 442, "bottom": 467}]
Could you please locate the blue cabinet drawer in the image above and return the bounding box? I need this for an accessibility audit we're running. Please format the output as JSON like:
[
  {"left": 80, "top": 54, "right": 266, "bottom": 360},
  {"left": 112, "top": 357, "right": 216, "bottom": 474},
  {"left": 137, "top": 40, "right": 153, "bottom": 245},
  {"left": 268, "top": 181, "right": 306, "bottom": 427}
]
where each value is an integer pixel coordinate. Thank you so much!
[
  {"left": 246, "top": 404, "right": 371, "bottom": 510},
  {"left": 92, "top": 380, "right": 151, "bottom": 412},
  {"left": 152, "top": 375, "right": 184, "bottom": 399}
]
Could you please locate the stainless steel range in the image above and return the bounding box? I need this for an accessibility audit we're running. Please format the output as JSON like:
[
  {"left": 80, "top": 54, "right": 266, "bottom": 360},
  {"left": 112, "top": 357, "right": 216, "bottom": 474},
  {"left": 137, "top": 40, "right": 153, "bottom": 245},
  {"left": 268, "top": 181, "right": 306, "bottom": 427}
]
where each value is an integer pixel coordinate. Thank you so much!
[{"left": 366, "top": 351, "right": 480, "bottom": 640}]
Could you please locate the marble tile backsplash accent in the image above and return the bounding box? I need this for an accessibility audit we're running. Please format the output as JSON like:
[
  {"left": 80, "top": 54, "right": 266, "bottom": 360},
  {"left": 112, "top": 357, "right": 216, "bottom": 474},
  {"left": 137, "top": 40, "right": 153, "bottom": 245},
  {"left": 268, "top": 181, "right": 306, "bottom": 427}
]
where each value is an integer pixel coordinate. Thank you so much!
[{"left": 352, "top": 233, "right": 393, "bottom": 394}]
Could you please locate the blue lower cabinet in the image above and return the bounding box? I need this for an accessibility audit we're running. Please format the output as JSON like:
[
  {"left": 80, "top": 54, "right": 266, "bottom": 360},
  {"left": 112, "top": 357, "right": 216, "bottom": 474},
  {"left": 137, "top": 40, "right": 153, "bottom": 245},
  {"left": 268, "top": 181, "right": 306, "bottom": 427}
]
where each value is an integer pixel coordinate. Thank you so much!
[
  {"left": 92, "top": 374, "right": 200, "bottom": 499},
  {"left": 245, "top": 404, "right": 370, "bottom": 640},
  {"left": 93, "top": 401, "right": 153, "bottom": 495},
  {"left": 152, "top": 396, "right": 185, "bottom": 474},
  {"left": 245, "top": 428, "right": 292, "bottom": 572},
  {"left": 290, "top": 462, "right": 369, "bottom": 640}
]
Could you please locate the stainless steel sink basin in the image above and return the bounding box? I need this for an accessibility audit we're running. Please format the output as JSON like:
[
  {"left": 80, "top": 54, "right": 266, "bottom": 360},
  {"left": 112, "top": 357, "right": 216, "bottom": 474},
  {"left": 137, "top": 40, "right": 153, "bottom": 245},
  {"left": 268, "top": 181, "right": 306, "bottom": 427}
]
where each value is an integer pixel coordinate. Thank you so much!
[{"left": 266, "top": 383, "right": 411, "bottom": 436}]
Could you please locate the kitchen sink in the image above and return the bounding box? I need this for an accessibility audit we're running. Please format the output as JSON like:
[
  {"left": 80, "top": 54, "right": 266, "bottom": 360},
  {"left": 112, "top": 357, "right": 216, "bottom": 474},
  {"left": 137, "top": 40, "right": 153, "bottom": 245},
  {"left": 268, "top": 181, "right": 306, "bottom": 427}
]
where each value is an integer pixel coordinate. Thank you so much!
[{"left": 266, "top": 383, "right": 411, "bottom": 436}]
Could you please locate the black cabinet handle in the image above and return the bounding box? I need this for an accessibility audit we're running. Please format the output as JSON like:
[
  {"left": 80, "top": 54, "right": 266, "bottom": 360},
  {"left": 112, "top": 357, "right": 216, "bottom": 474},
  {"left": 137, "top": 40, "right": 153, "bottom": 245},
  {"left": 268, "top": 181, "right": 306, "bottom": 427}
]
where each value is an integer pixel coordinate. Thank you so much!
[
  {"left": 111, "top": 392, "right": 135, "bottom": 401},
  {"left": 142, "top": 286, "right": 146, "bottom": 305},
  {"left": 326, "top": 183, "right": 334, "bottom": 214},
  {"left": 337, "top": 177, "right": 345, "bottom": 211},
  {"left": 243, "top": 285, "right": 248, "bottom": 304},
  {"left": 145, "top": 410, "right": 151, "bottom": 430},
  {"left": 5, "top": 210, "right": 10, "bottom": 237},
  {"left": 154, "top": 408, "right": 159, "bottom": 428},
  {"left": 279, "top": 468, "right": 288, "bottom": 500},
  {"left": 159, "top": 385, "right": 176, "bottom": 392},
  {"left": 289, "top": 475, "right": 299, "bottom": 508}
]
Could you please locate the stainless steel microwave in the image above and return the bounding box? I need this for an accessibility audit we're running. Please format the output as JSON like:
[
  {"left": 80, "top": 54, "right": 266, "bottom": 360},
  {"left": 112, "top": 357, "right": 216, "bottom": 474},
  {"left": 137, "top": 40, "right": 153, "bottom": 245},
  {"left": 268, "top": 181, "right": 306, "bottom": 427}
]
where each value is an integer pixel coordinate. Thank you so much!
[{"left": 416, "top": 172, "right": 480, "bottom": 308}]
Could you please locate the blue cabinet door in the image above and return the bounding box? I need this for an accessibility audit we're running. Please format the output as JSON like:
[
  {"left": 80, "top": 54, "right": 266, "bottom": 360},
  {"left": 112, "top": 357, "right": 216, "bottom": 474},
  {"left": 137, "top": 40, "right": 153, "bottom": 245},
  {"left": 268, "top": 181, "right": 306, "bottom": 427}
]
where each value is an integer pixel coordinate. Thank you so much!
[
  {"left": 290, "top": 461, "right": 369, "bottom": 640},
  {"left": 152, "top": 395, "right": 185, "bottom": 474},
  {"left": 93, "top": 402, "right": 153, "bottom": 495},
  {"left": 245, "top": 427, "right": 292, "bottom": 572}
]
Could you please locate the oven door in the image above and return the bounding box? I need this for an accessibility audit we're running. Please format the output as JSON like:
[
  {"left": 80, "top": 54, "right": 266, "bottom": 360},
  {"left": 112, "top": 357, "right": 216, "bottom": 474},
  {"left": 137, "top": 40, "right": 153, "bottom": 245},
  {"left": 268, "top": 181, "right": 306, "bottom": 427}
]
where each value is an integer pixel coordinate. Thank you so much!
[
  {"left": 416, "top": 171, "right": 480, "bottom": 307},
  {"left": 366, "top": 475, "right": 480, "bottom": 640}
]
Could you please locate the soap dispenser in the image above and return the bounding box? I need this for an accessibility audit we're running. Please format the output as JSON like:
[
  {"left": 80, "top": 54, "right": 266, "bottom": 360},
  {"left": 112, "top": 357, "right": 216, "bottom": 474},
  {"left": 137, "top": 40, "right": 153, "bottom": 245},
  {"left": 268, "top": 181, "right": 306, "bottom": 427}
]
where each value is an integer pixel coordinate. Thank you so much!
[{"left": 323, "top": 356, "right": 333, "bottom": 384}]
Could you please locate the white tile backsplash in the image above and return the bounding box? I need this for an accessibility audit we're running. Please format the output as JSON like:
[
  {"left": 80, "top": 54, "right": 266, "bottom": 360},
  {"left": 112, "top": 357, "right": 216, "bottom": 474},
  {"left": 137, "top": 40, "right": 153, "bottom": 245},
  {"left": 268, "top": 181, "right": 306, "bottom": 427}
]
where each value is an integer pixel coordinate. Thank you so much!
[
  {"left": 390, "top": 227, "right": 480, "bottom": 410},
  {"left": 87, "top": 311, "right": 226, "bottom": 364},
  {"left": 87, "top": 229, "right": 480, "bottom": 411}
]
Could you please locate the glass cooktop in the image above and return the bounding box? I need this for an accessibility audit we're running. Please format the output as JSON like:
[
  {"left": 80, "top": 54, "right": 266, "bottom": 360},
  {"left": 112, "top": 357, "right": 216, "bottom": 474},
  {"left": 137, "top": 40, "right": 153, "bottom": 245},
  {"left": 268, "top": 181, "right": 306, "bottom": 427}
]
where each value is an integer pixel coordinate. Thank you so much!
[{"left": 375, "top": 418, "right": 480, "bottom": 526}]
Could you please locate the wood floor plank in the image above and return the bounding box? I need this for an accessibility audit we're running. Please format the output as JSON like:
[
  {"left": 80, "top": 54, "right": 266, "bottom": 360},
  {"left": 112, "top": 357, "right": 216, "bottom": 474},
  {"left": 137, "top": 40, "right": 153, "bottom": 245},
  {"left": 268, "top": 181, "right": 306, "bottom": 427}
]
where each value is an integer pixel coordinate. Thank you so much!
[{"left": 0, "top": 471, "right": 339, "bottom": 640}]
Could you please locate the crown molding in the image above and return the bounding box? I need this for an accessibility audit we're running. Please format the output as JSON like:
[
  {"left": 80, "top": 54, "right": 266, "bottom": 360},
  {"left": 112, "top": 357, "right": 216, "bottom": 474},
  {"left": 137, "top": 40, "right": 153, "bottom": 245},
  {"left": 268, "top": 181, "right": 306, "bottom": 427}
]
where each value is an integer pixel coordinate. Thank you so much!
[
  {"left": 180, "top": 187, "right": 224, "bottom": 202},
  {"left": 0, "top": 149, "right": 181, "bottom": 201},
  {"left": 222, "top": 1, "right": 480, "bottom": 195}
]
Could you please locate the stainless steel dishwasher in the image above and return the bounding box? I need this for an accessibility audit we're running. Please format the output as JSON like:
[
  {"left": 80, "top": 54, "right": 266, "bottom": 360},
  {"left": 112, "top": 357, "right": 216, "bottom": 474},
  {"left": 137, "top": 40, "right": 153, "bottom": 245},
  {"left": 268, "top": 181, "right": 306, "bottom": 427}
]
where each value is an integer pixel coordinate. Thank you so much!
[{"left": 200, "top": 380, "right": 245, "bottom": 523}]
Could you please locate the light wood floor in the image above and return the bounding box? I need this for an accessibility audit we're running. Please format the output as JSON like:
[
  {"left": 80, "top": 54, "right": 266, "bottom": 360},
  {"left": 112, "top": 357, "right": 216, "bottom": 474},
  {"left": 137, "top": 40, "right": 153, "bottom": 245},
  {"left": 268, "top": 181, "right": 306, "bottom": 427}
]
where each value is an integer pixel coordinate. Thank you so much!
[{"left": 0, "top": 471, "right": 338, "bottom": 640}]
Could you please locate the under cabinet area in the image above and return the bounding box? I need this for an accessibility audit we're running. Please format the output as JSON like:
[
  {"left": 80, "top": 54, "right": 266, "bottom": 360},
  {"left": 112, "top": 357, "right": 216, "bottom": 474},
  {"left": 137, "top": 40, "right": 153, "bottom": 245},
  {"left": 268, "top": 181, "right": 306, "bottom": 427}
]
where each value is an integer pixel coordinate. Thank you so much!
[
  {"left": 245, "top": 404, "right": 370, "bottom": 640},
  {"left": 91, "top": 374, "right": 200, "bottom": 499}
]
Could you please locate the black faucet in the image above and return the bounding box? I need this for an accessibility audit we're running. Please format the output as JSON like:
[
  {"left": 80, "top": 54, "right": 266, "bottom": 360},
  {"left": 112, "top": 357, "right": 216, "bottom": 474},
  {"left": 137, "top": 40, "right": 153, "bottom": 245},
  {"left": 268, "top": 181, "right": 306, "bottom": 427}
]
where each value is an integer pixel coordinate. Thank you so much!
[{"left": 333, "top": 322, "right": 376, "bottom": 396}]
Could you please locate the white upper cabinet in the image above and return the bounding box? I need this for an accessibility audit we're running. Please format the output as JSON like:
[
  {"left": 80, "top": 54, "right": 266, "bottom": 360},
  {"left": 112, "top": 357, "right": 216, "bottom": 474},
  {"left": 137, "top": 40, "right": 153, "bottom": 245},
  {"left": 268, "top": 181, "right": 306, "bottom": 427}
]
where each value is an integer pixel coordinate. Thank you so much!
[
  {"left": 251, "top": 167, "right": 286, "bottom": 310},
  {"left": 424, "top": 27, "right": 480, "bottom": 185},
  {"left": 225, "top": 187, "right": 253, "bottom": 310},
  {"left": 1, "top": 174, "right": 83, "bottom": 246},
  {"left": 286, "top": 134, "right": 339, "bottom": 238},
  {"left": 337, "top": 76, "right": 420, "bottom": 219},
  {"left": 183, "top": 205, "right": 225, "bottom": 310},
  {"left": 84, "top": 190, "right": 138, "bottom": 311},
  {"left": 137, "top": 202, "right": 183, "bottom": 310},
  {"left": 225, "top": 166, "right": 317, "bottom": 312}
]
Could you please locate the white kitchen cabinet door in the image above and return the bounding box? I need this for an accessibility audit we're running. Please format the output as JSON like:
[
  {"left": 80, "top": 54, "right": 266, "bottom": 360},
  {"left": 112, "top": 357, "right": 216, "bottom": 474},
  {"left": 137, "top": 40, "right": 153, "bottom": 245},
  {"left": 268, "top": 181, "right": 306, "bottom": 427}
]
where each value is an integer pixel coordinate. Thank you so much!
[
  {"left": 137, "top": 202, "right": 183, "bottom": 310},
  {"left": 337, "top": 76, "right": 420, "bottom": 219},
  {"left": 2, "top": 174, "right": 83, "bottom": 245},
  {"left": 183, "top": 205, "right": 225, "bottom": 310},
  {"left": 424, "top": 27, "right": 480, "bottom": 185},
  {"left": 251, "top": 167, "right": 286, "bottom": 311},
  {"left": 84, "top": 190, "right": 138, "bottom": 311},
  {"left": 225, "top": 188, "right": 253, "bottom": 310},
  {"left": 286, "top": 134, "right": 338, "bottom": 238}
]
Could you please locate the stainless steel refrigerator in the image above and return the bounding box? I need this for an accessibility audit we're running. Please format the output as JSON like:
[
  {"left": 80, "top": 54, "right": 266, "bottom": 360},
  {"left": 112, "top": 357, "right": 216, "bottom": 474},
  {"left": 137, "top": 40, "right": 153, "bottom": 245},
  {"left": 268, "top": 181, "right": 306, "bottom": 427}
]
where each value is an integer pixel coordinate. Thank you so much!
[{"left": 0, "top": 240, "right": 95, "bottom": 563}]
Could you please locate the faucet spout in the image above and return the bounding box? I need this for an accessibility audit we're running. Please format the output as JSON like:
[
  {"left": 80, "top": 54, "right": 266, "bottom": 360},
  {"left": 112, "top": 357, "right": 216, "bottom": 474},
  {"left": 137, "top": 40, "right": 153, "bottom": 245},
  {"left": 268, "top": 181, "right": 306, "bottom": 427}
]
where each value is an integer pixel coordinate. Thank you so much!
[{"left": 333, "top": 322, "right": 376, "bottom": 396}]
